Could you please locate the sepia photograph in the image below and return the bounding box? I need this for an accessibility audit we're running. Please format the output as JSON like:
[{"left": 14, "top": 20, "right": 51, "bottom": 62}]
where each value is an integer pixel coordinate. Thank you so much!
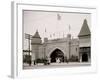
[{"left": 22, "top": 10, "right": 91, "bottom": 69}]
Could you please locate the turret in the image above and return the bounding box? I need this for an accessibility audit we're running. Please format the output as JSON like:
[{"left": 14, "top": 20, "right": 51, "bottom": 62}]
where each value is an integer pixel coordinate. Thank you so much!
[
  {"left": 78, "top": 19, "right": 91, "bottom": 62},
  {"left": 31, "top": 30, "right": 42, "bottom": 63},
  {"left": 78, "top": 19, "right": 91, "bottom": 38},
  {"left": 31, "top": 30, "right": 42, "bottom": 44}
]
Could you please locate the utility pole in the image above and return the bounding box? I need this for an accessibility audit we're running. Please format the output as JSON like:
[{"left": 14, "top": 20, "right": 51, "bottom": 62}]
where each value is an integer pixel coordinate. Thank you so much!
[
  {"left": 69, "top": 40, "right": 71, "bottom": 60},
  {"left": 25, "top": 33, "right": 32, "bottom": 56},
  {"left": 68, "top": 25, "right": 71, "bottom": 60},
  {"left": 28, "top": 35, "right": 30, "bottom": 56}
]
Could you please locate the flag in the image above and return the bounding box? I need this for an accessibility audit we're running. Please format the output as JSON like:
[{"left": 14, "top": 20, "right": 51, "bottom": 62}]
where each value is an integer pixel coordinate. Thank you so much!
[
  {"left": 45, "top": 28, "right": 46, "bottom": 33},
  {"left": 57, "top": 13, "right": 61, "bottom": 20}
]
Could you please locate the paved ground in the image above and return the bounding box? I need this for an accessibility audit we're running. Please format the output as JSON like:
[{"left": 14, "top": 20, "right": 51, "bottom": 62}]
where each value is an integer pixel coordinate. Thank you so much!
[{"left": 23, "top": 62, "right": 91, "bottom": 69}]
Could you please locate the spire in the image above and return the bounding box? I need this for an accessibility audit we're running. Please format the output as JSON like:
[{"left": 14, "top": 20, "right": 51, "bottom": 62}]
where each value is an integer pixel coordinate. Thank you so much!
[
  {"left": 32, "top": 30, "right": 41, "bottom": 38},
  {"left": 44, "top": 28, "right": 47, "bottom": 38},
  {"left": 78, "top": 19, "right": 90, "bottom": 37},
  {"left": 36, "top": 29, "right": 38, "bottom": 32}
]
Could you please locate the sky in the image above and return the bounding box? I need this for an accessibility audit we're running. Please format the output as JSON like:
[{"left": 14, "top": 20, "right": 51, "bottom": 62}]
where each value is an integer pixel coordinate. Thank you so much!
[{"left": 23, "top": 10, "right": 91, "bottom": 41}]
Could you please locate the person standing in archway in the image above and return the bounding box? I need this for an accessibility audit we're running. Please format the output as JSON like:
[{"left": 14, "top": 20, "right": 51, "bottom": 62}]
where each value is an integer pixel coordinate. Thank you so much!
[{"left": 56, "top": 58, "right": 60, "bottom": 63}]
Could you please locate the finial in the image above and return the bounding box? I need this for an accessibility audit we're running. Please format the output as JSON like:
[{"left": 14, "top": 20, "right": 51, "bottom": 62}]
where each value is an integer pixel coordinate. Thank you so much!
[{"left": 84, "top": 19, "right": 87, "bottom": 24}]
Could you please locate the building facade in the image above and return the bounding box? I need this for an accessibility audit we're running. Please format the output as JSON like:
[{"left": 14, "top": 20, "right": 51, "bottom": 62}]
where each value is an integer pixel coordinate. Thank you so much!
[
  {"left": 23, "top": 19, "right": 91, "bottom": 64},
  {"left": 31, "top": 31, "right": 79, "bottom": 63}
]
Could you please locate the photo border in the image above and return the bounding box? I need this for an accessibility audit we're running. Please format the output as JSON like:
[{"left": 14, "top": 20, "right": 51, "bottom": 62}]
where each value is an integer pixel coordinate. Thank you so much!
[{"left": 11, "top": 1, "right": 97, "bottom": 78}]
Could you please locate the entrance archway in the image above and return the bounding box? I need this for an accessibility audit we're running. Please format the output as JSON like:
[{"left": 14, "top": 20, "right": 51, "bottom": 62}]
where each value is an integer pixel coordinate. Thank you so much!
[
  {"left": 50, "top": 49, "right": 64, "bottom": 63},
  {"left": 82, "top": 53, "right": 88, "bottom": 62}
]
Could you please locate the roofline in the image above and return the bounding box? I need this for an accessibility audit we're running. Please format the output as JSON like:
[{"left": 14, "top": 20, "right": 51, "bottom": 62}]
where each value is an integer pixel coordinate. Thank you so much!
[{"left": 78, "top": 34, "right": 91, "bottom": 37}]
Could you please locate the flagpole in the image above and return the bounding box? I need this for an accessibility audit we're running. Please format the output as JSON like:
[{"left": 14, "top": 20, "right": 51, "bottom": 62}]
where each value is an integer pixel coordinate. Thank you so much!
[
  {"left": 69, "top": 25, "right": 71, "bottom": 34},
  {"left": 57, "top": 13, "right": 61, "bottom": 39},
  {"left": 45, "top": 28, "right": 47, "bottom": 38}
]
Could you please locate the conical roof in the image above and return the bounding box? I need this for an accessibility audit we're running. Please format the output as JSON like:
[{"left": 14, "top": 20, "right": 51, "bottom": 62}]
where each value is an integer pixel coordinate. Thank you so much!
[
  {"left": 78, "top": 19, "right": 91, "bottom": 37},
  {"left": 32, "top": 30, "right": 41, "bottom": 38}
]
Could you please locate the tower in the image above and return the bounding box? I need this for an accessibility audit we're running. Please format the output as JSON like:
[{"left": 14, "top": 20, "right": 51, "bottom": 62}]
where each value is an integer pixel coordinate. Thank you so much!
[
  {"left": 78, "top": 19, "right": 91, "bottom": 62},
  {"left": 31, "top": 30, "right": 42, "bottom": 62}
]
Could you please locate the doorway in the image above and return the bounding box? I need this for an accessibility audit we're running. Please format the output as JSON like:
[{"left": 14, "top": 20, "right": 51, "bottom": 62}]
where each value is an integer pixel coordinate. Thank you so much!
[
  {"left": 82, "top": 53, "right": 88, "bottom": 62},
  {"left": 50, "top": 49, "right": 64, "bottom": 63}
]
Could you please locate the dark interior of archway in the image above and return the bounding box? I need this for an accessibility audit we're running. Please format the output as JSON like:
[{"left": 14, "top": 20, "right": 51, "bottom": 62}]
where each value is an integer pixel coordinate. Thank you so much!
[
  {"left": 50, "top": 49, "right": 64, "bottom": 63},
  {"left": 82, "top": 53, "right": 88, "bottom": 62}
]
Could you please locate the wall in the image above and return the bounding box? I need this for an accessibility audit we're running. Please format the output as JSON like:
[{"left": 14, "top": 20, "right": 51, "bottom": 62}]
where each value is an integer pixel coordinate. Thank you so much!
[
  {"left": 0, "top": 0, "right": 100, "bottom": 80},
  {"left": 46, "top": 40, "right": 68, "bottom": 57}
]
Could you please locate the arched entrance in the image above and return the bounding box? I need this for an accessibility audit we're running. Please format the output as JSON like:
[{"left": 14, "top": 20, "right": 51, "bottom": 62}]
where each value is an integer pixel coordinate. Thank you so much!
[
  {"left": 82, "top": 53, "right": 88, "bottom": 62},
  {"left": 50, "top": 49, "right": 64, "bottom": 63}
]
